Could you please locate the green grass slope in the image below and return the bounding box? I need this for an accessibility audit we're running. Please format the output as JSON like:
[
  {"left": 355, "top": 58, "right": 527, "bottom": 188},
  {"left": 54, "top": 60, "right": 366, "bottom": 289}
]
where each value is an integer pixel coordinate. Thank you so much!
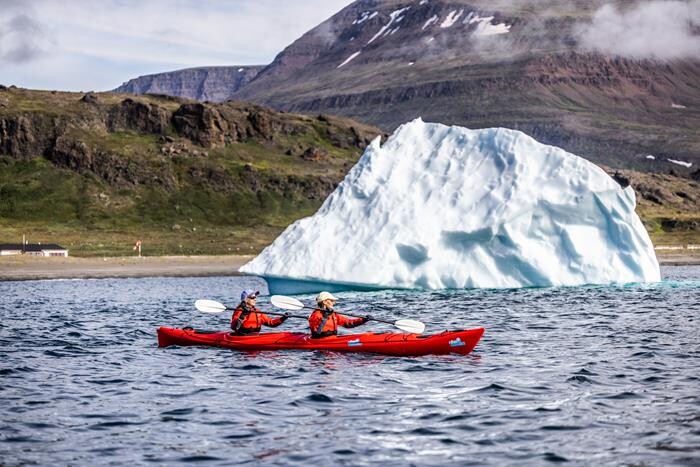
[{"left": 0, "top": 87, "right": 380, "bottom": 256}]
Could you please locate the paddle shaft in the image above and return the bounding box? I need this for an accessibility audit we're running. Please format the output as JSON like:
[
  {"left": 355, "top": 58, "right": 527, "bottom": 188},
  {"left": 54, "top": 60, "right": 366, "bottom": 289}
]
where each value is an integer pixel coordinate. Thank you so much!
[
  {"left": 269, "top": 296, "right": 425, "bottom": 333},
  {"left": 226, "top": 305, "right": 307, "bottom": 320},
  {"left": 291, "top": 304, "right": 395, "bottom": 326}
]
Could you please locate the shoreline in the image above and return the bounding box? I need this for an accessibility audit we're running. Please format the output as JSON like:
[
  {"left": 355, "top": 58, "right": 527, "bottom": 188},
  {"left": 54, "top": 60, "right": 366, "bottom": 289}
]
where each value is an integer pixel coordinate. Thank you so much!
[
  {"left": 654, "top": 253, "right": 700, "bottom": 266},
  {"left": 0, "top": 252, "right": 698, "bottom": 282},
  {"left": 0, "top": 255, "right": 255, "bottom": 281}
]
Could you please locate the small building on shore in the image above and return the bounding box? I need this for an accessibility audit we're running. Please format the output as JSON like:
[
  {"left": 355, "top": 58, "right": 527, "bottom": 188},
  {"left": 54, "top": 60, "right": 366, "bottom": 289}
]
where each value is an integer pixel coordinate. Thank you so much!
[{"left": 0, "top": 243, "right": 69, "bottom": 257}]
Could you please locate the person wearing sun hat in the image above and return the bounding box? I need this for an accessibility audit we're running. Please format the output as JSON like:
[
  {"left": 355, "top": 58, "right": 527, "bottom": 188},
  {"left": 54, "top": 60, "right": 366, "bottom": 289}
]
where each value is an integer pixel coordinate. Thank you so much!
[
  {"left": 231, "top": 289, "right": 288, "bottom": 335},
  {"left": 308, "top": 291, "right": 370, "bottom": 338}
]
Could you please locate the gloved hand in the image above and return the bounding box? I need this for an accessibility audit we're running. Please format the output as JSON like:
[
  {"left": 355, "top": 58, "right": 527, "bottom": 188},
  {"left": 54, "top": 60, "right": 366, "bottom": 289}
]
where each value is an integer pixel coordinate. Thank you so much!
[
  {"left": 279, "top": 313, "right": 289, "bottom": 322},
  {"left": 363, "top": 315, "right": 372, "bottom": 323}
]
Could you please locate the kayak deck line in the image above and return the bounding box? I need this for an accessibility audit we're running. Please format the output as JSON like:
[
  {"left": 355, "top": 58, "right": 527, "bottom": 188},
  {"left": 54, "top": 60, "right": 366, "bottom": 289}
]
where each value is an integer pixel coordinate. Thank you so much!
[{"left": 156, "top": 326, "right": 484, "bottom": 357}]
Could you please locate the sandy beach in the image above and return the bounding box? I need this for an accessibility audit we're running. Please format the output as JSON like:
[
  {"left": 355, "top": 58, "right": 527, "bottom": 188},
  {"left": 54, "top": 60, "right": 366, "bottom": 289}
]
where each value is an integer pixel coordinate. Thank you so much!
[
  {"left": 0, "top": 255, "right": 254, "bottom": 281},
  {"left": 0, "top": 251, "right": 697, "bottom": 281},
  {"left": 653, "top": 251, "right": 700, "bottom": 266}
]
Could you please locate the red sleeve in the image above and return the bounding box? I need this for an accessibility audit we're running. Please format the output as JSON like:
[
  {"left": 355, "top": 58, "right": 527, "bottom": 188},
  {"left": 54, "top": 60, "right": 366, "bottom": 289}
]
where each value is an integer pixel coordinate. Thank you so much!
[
  {"left": 258, "top": 312, "right": 284, "bottom": 327},
  {"left": 336, "top": 313, "right": 366, "bottom": 328}
]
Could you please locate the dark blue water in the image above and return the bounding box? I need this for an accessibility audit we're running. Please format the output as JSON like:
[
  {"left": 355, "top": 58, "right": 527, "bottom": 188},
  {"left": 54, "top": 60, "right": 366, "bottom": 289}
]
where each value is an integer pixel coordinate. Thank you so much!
[{"left": 1, "top": 267, "right": 699, "bottom": 466}]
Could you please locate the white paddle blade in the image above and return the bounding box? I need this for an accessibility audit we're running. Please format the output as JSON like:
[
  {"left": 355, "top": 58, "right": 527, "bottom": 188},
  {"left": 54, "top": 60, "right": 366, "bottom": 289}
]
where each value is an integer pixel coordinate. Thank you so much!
[
  {"left": 195, "top": 299, "right": 227, "bottom": 313},
  {"left": 394, "top": 319, "right": 426, "bottom": 334},
  {"left": 270, "top": 295, "right": 304, "bottom": 311}
]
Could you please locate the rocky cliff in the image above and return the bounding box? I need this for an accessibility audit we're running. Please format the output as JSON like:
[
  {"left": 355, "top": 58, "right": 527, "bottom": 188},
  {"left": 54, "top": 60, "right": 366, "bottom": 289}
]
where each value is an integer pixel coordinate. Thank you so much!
[
  {"left": 113, "top": 66, "right": 264, "bottom": 102},
  {"left": 0, "top": 86, "right": 381, "bottom": 254}
]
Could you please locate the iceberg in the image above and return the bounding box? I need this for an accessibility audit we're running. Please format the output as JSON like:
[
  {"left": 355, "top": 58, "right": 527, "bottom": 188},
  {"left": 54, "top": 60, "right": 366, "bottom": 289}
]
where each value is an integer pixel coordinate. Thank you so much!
[{"left": 240, "top": 118, "right": 660, "bottom": 293}]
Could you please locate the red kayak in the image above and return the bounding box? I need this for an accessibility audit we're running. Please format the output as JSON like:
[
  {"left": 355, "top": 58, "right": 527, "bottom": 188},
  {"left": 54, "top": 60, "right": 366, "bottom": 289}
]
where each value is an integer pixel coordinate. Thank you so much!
[{"left": 157, "top": 326, "right": 484, "bottom": 357}]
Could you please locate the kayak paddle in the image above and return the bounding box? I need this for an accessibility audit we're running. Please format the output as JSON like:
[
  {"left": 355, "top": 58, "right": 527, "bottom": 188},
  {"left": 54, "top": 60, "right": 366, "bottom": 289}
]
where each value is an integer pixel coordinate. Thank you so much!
[
  {"left": 270, "top": 295, "right": 426, "bottom": 334},
  {"left": 194, "top": 299, "right": 306, "bottom": 319}
]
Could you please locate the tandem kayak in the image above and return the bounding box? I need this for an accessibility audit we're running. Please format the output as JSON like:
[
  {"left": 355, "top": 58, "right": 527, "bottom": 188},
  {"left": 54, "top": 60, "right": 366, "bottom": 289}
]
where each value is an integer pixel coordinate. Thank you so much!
[{"left": 157, "top": 326, "right": 484, "bottom": 357}]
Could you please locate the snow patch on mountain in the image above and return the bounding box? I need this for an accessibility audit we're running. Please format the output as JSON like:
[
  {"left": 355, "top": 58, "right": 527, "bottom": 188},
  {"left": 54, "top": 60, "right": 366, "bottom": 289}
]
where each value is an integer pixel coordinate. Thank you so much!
[
  {"left": 441, "top": 9, "right": 464, "bottom": 28},
  {"left": 368, "top": 7, "right": 410, "bottom": 44},
  {"left": 353, "top": 11, "right": 377, "bottom": 25},
  {"left": 422, "top": 14, "right": 439, "bottom": 30},
  {"left": 667, "top": 158, "right": 692, "bottom": 168},
  {"left": 241, "top": 119, "right": 660, "bottom": 293},
  {"left": 466, "top": 13, "right": 511, "bottom": 35},
  {"left": 337, "top": 51, "right": 361, "bottom": 68}
]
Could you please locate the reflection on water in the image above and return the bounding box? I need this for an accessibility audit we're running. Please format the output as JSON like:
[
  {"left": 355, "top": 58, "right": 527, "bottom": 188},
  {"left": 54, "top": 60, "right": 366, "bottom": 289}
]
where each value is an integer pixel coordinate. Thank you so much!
[{"left": 1, "top": 267, "right": 699, "bottom": 465}]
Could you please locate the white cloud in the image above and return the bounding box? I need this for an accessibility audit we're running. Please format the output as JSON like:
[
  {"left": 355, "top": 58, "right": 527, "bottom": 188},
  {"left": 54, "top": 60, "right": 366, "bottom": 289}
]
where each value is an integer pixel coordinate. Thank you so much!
[
  {"left": 576, "top": 0, "right": 700, "bottom": 60},
  {"left": 0, "top": 0, "right": 353, "bottom": 91},
  {"left": 0, "top": 2, "right": 55, "bottom": 63}
]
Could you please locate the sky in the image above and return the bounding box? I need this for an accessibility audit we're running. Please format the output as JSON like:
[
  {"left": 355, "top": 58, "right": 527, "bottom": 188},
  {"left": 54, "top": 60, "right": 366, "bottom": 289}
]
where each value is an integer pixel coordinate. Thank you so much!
[{"left": 0, "top": 0, "right": 353, "bottom": 92}]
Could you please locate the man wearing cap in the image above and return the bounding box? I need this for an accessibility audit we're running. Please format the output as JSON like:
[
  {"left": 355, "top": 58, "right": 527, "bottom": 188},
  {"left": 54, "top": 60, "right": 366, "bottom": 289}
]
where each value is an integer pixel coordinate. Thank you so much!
[
  {"left": 231, "top": 289, "right": 288, "bottom": 335},
  {"left": 308, "top": 291, "right": 369, "bottom": 338}
]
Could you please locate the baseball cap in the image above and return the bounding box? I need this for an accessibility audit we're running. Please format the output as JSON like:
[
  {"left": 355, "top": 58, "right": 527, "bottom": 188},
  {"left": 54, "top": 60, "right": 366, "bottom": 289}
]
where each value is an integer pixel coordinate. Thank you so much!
[
  {"left": 241, "top": 289, "right": 260, "bottom": 301},
  {"left": 316, "top": 291, "right": 338, "bottom": 303}
]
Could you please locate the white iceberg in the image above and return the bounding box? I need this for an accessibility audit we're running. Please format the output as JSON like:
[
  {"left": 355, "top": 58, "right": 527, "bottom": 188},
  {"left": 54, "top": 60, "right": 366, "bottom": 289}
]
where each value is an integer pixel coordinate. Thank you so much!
[{"left": 240, "top": 118, "right": 660, "bottom": 293}]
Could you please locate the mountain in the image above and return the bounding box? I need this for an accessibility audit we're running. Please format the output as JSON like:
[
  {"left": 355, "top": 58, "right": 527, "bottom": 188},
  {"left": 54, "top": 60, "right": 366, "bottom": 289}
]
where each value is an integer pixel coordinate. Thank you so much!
[
  {"left": 0, "top": 86, "right": 380, "bottom": 255},
  {"left": 114, "top": 0, "right": 700, "bottom": 175},
  {"left": 231, "top": 0, "right": 700, "bottom": 174},
  {"left": 113, "top": 66, "right": 264, "bottom": 102}
]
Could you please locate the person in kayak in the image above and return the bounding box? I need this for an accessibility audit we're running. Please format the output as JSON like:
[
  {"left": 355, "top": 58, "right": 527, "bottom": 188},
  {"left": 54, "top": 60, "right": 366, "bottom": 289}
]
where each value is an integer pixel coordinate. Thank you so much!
[
  {"left": 308, "top": 291, "right": 370, "bottom": 338},
  {"left": 231, "top": 289, "right": 288, "bottom": 335}
]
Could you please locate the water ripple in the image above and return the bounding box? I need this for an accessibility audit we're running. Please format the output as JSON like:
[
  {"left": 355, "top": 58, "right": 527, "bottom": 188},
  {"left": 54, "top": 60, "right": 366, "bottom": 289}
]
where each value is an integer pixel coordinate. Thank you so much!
[{"left": 0, "top": 267, "right": 699, "bottom": 465}]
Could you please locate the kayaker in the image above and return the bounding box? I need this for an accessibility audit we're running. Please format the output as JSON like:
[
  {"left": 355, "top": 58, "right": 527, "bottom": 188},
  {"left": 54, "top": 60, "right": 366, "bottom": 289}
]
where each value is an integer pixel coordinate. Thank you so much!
[
  {"left": 308, "top": 291, "right": 370, "bottom": 338},
  {"left": 231, "top": 289, "right": 288, "bottom": 335}
]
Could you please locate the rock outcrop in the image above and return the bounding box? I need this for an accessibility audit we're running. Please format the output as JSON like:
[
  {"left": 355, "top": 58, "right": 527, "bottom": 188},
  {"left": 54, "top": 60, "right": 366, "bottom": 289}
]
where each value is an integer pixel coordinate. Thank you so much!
[
  {"left": 0, "top": 87, "right": 381, "bottom": 195},
  {"left": 107, "top": 98, "right": 171, "bottom": 134},
  {"left": 172, "top": 103, "right": 227, "bottom": 147}
]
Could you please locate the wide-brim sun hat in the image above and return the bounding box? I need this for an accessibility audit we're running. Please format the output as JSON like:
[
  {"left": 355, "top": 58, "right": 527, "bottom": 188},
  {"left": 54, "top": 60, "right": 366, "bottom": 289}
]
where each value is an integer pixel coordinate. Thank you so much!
[{"left": 316, "top": 291, "right": 338, "bottom": 303}]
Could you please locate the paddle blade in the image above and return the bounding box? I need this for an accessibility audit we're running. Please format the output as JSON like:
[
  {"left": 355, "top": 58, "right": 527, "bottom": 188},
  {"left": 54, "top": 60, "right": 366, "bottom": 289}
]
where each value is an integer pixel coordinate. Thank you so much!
[
  {"left": 195, "top": 299, "right": 227, "bottom": 314},
  {"left": 270, "top": 295, "right": 304, "bottom": 311},
  {"left": 394, "top": 319, "right": 426, "bottom": 334}
]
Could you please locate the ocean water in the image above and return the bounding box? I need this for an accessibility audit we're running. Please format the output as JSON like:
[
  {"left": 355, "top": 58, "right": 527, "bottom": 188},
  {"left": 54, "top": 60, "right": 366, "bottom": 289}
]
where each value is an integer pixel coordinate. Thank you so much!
[{"left": 1, "top": 266, "right": 698, "bottom": 466}]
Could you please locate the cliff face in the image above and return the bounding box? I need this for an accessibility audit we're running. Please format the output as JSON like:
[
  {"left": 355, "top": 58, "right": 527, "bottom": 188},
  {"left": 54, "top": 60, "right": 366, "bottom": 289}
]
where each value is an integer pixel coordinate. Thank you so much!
[
  {"left": 0, "top": 87, "right": 381, "bottom": 241},
  {"left": 113, "top": 66, "right": 264, "bottom": 102}
]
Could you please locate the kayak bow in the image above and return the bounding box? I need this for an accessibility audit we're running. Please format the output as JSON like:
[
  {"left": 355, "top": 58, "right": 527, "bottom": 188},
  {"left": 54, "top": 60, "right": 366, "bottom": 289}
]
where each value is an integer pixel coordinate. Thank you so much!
[{"left": 156, "top": 327, "right": 484, "bottom": 357}]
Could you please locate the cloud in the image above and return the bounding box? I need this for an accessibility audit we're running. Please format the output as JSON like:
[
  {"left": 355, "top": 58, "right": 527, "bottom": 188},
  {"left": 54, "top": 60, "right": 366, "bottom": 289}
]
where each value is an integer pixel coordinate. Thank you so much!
[
  {"left": 0, "top": 5, "right": 54, "bottom": 64},
  {"left": 313, "top": 21, "right": 340, "bottom": 45},
  {"left": 0, "top": 0, "right": 353, "bottom": 91},
  {"left": 575, "top": 0, "right": 700, "bottom": 60}
]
